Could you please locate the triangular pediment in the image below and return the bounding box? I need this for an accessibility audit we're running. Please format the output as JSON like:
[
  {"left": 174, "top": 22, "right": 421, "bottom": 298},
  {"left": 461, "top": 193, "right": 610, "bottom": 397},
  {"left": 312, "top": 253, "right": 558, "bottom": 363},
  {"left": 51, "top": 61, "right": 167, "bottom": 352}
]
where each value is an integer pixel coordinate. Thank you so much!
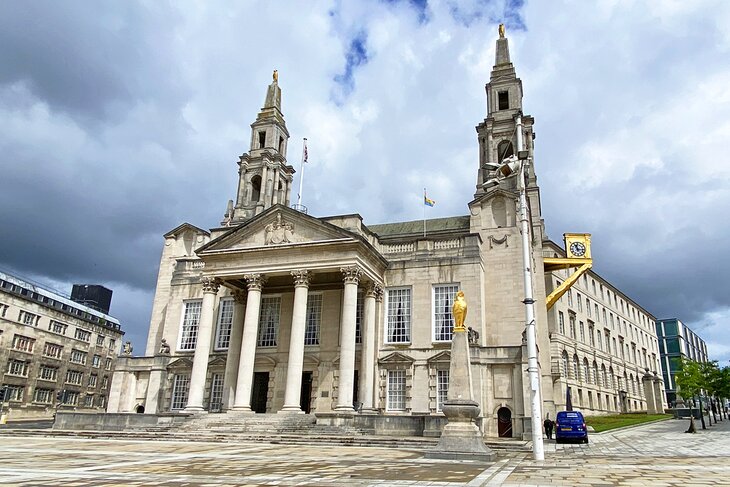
[
  {"left": 208, "top": 356, "right": 227, "bottom": 368},
  {"left": 197, "top": 205, "right": 361, "bottom": 254},
  {"left": 427, "top": 350, "right": 451, "bottom": 364},
  {"left": 378, "top": 352, "right": 415, "bottom": 365},
  {"left": 469, "top": 187, "right": 517, "bottom": 208},
  {"left": 167, "top": 357, "right": 193, "bottom": 370}
]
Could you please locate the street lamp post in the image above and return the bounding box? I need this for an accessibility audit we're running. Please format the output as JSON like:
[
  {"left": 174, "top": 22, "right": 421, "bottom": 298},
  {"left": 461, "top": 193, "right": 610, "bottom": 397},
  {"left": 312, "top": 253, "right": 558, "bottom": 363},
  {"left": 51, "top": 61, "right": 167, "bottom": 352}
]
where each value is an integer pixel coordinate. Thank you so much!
[{"left": 483, "top": 114, "right": 544, "bottom": 461}]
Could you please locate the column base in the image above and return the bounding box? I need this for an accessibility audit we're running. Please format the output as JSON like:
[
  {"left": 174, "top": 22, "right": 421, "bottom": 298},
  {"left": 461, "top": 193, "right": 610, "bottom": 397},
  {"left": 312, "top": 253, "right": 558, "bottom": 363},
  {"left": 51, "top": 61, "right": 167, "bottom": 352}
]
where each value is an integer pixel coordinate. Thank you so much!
[
  {"left": 183, "top": 406, "right": 206, "bottom": 413},
  {"left": 333, "top": 405, "right": 356, "bottom": 414},
  {"left": 229, "top": 406, "right": 254, "bottom": 413},
  {"left": 359, "top": 407, "right": 379, "bottom": 415},
  {"left": 278, "top": 406, "right": 304, "bottom": 414}
]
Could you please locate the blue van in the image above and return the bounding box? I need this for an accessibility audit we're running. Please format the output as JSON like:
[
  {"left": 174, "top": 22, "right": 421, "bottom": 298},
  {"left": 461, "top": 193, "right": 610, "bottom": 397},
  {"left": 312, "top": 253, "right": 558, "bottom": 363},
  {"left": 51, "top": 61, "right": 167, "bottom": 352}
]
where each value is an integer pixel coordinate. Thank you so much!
[{"left": 555, "top": 411, "right": 589, "bottom": 443}]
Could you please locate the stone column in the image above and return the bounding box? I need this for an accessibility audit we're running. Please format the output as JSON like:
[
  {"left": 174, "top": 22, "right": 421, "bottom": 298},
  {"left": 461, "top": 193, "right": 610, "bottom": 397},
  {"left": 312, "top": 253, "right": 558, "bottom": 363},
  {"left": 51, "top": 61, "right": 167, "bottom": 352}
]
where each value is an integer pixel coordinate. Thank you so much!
[
  {"left": 184, "top": 277, "right": 220, "bottom": 412},
  {"left": 232, "top": 274, "right": 265, "bottom": 411},
  {"left": 642, "top": 369, "right": 656, "bottom": 413},
  {"left": 653, "top": 372, "right": 664, "bottom": 413},
  {"left": 236, "top": 160, "right": 248, "bottom": 207},
  {"left": 223, "top": 291, "right": 246, "bottom": 410},
  {"left": 285, "top": 178, "right": 292, "bottom": 206},
  {"left": 271, "top": 167, "right": 280, "bottom": 205},
  {"left": 359, "top": 282, "right": 381, "bottom": 412},
  {"left": 125, "top": 372, "right": 138, "bottom": 412},
  {"left": 335, "top": 266, "right": 361, "bottom": 411},
  {"left": 144, "top": 356, "right": 168, "bottom": 414},
  {"left": 280, "top": 270, "right": 311, "bottom": 413}
]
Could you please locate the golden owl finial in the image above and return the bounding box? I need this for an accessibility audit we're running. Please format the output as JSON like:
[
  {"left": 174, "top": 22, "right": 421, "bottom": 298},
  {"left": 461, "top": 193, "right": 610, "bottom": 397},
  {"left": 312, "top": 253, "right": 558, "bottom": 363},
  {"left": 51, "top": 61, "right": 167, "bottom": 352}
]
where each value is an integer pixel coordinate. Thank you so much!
[
  {"left": 273, "top": 70, "right": 278, "bottom": 82},
  {"left": 498, "top": 23, "right": 505, "bottom": 38},
  {"left": 452, "top": 290, "right": 467, "bottom": 332}
]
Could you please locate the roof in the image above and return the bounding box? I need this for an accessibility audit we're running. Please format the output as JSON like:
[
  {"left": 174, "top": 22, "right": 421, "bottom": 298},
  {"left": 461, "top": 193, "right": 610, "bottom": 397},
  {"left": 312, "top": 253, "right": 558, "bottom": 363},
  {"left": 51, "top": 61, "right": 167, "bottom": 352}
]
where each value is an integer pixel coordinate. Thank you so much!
[{"left": 367, "top": 215, "right": 471, "bottom": 237}]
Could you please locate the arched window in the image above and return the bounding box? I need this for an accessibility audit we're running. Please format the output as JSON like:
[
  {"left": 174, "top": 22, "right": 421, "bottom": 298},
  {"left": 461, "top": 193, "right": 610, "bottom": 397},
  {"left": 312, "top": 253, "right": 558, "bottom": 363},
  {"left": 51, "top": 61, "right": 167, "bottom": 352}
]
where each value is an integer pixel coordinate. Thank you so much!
[
  {"left": 497, "top": 140, "right": 514, "bottom": 163},
  {"left": 250, "top": 175, "right": 262, "bottom": 203},
  {"left": 582, "top": 358, "right": 590, "bottom": 383},
  {"left": 592, "top": 362, "right": 599, "bottom": 385},
  {"left": 572, "top": 355, "right": 579, "bottom": 380},
  {"left": 562, "top": 351, "right": 569, "bottom": 377}
]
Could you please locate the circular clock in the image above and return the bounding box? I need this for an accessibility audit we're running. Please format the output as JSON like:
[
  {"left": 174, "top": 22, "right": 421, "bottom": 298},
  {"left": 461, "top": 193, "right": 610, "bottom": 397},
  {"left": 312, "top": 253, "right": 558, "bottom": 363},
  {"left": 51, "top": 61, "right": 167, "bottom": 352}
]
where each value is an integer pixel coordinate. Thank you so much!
[{"left": 570, "top": 241, "right": 586, "bottom": 257}]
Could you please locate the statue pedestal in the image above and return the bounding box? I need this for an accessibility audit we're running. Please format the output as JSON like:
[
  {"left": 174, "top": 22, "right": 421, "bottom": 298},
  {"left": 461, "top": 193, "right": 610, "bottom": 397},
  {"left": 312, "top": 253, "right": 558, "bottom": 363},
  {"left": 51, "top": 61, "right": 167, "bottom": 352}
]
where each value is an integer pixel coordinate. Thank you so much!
[{"left": 425, "top": 328, "right": 496, "bottom": 462}]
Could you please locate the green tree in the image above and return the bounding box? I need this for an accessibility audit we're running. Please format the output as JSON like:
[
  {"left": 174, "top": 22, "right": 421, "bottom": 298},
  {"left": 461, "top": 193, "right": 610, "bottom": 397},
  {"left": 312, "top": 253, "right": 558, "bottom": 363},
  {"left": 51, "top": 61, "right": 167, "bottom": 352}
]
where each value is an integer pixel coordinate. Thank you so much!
[
  {"left": 675, "top": 358, "right": 703, "bottom": 433},
  {"left": 702, "top": 361, "right": 722, "bottom": 424},
  {"left": 717, "top": 367, "right": 730, "bottom": 420}
]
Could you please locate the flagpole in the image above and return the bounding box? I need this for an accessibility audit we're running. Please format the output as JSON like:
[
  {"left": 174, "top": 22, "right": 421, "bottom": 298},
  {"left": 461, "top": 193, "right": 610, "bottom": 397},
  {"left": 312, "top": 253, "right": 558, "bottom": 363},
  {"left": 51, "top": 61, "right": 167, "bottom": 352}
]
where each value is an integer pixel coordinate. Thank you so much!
[
  {"left": 296, "top": 138, "right": 307, "bottom": 210},
  {"left": 423, "top": 188, "right": 426, "bottom": 237}
]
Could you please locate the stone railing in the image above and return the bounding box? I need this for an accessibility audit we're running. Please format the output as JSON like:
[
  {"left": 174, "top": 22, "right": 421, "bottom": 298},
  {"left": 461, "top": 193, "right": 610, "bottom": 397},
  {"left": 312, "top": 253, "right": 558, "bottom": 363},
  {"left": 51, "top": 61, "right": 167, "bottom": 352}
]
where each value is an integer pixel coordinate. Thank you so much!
[
  {"left": 381, "top": 243, "right": 415, "bottom": 254},
  {"left": 434, "top": 239, "right": 461, "bottom": 250}
]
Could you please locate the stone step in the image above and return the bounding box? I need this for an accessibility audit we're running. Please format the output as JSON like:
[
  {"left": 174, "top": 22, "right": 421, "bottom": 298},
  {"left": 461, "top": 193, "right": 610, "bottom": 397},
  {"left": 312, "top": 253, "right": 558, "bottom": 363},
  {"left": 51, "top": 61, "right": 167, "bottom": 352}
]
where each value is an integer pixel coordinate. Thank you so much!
[{"left": 0, "top": 428, "right": 530, "bottom": 451}]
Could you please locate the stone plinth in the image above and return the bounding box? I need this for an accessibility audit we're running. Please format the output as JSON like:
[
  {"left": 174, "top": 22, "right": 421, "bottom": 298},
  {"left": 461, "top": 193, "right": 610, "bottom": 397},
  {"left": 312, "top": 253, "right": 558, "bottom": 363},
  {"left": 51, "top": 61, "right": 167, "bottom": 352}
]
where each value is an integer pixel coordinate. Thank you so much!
[{"left": 425, "top": 328, "right": 496, "bottom": 462}]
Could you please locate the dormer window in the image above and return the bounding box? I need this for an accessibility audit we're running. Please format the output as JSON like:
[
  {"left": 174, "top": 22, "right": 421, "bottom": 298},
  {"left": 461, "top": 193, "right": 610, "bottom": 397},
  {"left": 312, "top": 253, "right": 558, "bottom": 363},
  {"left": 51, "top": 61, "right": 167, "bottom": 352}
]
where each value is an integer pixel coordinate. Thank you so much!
[
  {"left": 258, "top": 131, "right": 266, "bottom": 149},
  {"left": 498, "top": 91, "right": 509, "bottom": 110}
]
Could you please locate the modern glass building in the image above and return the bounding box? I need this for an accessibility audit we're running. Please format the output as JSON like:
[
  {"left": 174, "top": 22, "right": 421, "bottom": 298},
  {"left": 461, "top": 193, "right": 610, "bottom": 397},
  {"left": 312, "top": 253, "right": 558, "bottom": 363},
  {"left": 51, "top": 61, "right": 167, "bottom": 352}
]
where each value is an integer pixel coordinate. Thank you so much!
[{"left": 655, "top": 318, "right": 708, "bottom": 406}]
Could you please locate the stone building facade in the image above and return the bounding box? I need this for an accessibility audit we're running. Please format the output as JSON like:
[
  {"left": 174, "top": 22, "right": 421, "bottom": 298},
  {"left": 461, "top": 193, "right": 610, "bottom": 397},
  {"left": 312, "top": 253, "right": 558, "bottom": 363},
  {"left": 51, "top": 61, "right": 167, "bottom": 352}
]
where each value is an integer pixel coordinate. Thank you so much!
[
  {"left": 0, "top": 271, "right": 124, "bottom": 420},
  {"left": 108, "top": 30, "right": 665, "bottom": 437}
]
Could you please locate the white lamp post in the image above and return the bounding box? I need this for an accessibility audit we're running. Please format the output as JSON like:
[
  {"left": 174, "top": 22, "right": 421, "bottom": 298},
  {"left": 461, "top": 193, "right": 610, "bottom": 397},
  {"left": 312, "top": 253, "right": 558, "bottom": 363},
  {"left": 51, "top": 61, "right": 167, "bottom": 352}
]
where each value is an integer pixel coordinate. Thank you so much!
[{"left": 483, "top": 118, "right": 545, "bottom": 461}]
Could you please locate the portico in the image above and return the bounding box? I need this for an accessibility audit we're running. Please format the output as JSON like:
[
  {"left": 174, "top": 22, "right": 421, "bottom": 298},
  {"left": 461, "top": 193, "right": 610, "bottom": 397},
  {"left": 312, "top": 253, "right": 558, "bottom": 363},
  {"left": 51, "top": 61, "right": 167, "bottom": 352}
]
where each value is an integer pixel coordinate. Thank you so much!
[{"left": 180, "top": 206, "right": 386, "bottom": 415}]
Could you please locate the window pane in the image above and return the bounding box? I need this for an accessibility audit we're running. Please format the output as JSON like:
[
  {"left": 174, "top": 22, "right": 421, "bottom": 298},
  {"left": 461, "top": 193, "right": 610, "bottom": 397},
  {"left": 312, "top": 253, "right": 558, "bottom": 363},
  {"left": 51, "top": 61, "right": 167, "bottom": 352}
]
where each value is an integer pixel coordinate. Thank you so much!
[
  {"left": 180, "top": 301, "right": 202, "bottom": 350},
  {"left": 258, "top": 296, "right": 281, "bottom": 347},
  {"left": 171, "top": 374, "right": 190, "bottom": 410},
  {"left": 387, "top": 370, "right": 406, "bottom": 411},
  {"left": 304, "top": 294, "right": 322, "bottom": 345},
  {"left": 386, "top": 289, "right": 411, "bottom": 343},
  {"left": 434, "top": 285, "right": 459, "bottom": 341},
  {"left": 215, "top": 299, "right": 234, "bottom": 350},
  {"left": 437, "top": 370, "right": 449, "bottom": 412}
]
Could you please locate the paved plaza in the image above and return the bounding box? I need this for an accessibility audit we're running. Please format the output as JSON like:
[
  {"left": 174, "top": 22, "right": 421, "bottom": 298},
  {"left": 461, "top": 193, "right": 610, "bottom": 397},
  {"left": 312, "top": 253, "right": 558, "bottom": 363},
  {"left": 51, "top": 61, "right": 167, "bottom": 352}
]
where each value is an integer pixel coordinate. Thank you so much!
[{"left": 1, "top": 418, "right": 729, "bottom": 486}]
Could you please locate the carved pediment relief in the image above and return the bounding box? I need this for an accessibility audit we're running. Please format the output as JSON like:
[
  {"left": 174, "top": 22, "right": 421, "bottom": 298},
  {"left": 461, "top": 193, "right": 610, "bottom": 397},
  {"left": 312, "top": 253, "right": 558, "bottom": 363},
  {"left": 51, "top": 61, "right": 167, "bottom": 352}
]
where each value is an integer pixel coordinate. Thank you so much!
[
  {"left": 427, "top": 350, "right": 451, "bottom": 364},
  {"left": 378, "top": 351, "right": 415, "bottom": 365},
  {"left": 208, "top": 356, "right": 227, "bottom": 368},
  {"left": 167, "top": 357, "right": 193, "bottom": 371},
  {"left": 199, "top": 206, "right": 359, "bottom": 253}
]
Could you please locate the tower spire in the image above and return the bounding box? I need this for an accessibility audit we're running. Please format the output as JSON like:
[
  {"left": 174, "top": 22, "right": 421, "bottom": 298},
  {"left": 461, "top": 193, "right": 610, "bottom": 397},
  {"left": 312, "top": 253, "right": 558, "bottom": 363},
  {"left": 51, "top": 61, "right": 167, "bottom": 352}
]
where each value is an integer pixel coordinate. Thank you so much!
[{"left": 223, "top": 71, "right": 295, "bottom": 225}]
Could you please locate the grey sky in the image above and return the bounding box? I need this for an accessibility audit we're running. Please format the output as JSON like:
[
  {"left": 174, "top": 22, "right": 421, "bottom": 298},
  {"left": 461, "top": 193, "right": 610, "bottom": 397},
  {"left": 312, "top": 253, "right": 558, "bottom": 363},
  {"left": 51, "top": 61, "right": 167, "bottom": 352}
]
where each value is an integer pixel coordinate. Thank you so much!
[{"left": 1, "top": 0, "right": 729, "bottom": 362}]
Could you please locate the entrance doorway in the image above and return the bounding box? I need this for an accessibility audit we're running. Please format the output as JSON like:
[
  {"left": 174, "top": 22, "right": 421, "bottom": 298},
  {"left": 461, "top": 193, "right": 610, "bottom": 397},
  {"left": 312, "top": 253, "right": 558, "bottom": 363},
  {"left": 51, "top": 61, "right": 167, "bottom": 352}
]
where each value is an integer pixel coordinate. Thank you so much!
[
  {"left": 251, "top": 372, "right": 269, "bottom": 413},
  {"left": 300, "top": 372, "right": 313, "bottom": 413},
  {"left": 497, "top": 407, "right": 512, "bottom": 438}
]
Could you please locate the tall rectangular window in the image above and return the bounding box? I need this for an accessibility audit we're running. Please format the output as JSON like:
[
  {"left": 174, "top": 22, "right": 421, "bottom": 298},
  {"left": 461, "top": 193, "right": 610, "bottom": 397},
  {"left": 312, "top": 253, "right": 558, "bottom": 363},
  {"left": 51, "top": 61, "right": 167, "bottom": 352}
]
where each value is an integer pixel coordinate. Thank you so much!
[
  {"left": 179, "top": 300, "right": 203, "bottom": 350},
  {"left": 433, "top": 284, "right": 459, "bottom": 342},
  {"left": 49, "top": 320, "right": 68, "bottom": 335},
  {"left": 214, "top": 298, "right": 234, "bottom": 350},
  {"left": 387, "top": 370, "right": 406, "bottom": 411},
  {"left": 171, "top": 374, "right": 190, "bottom": 410},
  {"left": 579, "top": 322, "right": 585, "bottom": 343},
  {"left": 304, "top": 293, "right": 322, "bottom": 346},
  {"left": 386, "top": 288, "right": 411, "bottom": 343},
  {"left": 70, "top": 349, "right": 87, "bottom": 365},
  {"left": 3, "top": 385, "right": 24, "bottom": 402},
  {"left": 597, "top": 329, "right": 603, "bottom": 350},
  {"left": 209, "top": 373, "right": 224, "bottom": 412},
  {"left": 7, "top": 359, "right": 29, "bottom": 377},
  {"left": 589, "top": 324, "right": 595, "bottom": 347},
  {"left": 74, "top": 329, "right": 91, "bottom": 342},
  {"left": 437, "top": 370, "right": 449, "bottom": 413},
  {"left": 355, "top": 292, "right": 363, "bottom": 344},
  {"left": 569, "top": 315, "right": 576, "bottom": 339},
  {"left": 498, "top": 90, "right": 509, "bottom": 110},
  {"left": 96, "top": 335, "right": 105, "bottom": 346},
  {"left": 577, "top": 294, "right": 583, "bottom": 312},
  {"left": 38, "top": 365, "right": 58, "bottom": 381},
  {"left": 258, "top": 296, "right": 281, "bottom": 347},
  {"left": 558, "top": 311, "right": 565, "bottom": 335},
  {"left": 34, "top": 388, "right": 53, "bottom": 404},
  {"left": 12, "top": 334, "right": 35, "bottom": 353},
  {"left": 18, "top": 310, "right": 39, "bottom": 326}
]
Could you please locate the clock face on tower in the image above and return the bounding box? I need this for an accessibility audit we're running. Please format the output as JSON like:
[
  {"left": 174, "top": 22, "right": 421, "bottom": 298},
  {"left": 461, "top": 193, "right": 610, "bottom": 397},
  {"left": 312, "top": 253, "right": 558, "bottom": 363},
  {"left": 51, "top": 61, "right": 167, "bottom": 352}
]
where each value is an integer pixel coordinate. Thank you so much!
[{"left": 569, "top": 241, "right": 586, "bottom": 257}]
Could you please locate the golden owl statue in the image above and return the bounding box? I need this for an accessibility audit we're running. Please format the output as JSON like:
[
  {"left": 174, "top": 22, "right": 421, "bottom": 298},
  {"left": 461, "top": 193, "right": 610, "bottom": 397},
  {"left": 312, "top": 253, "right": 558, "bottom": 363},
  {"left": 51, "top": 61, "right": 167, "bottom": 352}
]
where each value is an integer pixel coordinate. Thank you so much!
[{"left": 452, "top": 290, "right": 467, "bottom": 331}]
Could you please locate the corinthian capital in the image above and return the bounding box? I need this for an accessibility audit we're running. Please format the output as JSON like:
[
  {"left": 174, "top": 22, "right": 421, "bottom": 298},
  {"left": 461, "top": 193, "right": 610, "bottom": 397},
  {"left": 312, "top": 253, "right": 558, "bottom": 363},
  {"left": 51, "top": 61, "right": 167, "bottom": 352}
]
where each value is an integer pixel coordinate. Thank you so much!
[
  {"left": 243, "top": 273, "right": 267, "bottom": 291},
  {"left": 291, "top": 269, "right": 312, "bottom": 287},
  {"left": 200, "top": 277, "right": 221, "bottom": 294},
  {"left": 365, "top": 282, "right": 384, "bottom": 300},
  {"left": 340, "top": 266, "right": 362, "bottom": 285}
]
